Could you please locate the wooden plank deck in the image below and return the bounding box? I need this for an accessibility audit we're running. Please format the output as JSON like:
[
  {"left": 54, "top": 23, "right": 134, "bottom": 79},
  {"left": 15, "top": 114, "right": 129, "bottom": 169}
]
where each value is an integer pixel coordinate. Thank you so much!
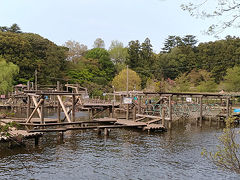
[
  {"left": 83, "top": 103, "right": 120, "bottom": 108},
  {"left": 116, "top": 119, "right": 147, "bottom": 126},
  {"left": 136, "top": 114, "right": 170, "bottom": 120},
  {"left": 93, "top": 117, "right": 117, "bottom": 123},
  {"left": 28, "top": 125, "right": 136, "bottom": 133},
  {"left": 20, "top": 119, "right": 118, "bottom": 126}
]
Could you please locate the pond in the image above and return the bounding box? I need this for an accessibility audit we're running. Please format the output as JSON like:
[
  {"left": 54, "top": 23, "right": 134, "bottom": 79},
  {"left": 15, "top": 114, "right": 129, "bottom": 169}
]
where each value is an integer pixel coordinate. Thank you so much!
[{"left": 0, "top": 110, "right": 239, "bottom": 180}]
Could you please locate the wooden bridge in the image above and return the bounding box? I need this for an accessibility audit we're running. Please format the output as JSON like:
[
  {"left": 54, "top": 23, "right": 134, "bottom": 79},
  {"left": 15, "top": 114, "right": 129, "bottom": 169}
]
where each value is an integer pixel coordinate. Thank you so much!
[{"left": 1, "top": 81, "right": 240, "bottom": 147}]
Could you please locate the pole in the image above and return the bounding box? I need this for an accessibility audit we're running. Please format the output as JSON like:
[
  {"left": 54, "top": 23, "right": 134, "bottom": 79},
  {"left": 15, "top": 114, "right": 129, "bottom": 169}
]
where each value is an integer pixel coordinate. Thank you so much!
[
  {"left": 35, "top": 69, "right": 38, "bottom": 91},
  {"left": 127, "top": 65, "right": 129, "bottom": 93},
  {"left": 27, "top": 81, "right": 31, "bottom": 118},
  {"left": 126, "top": 65, "right": 129, "bottom": 120},
  {"left": 57, "top": 81, "right": 61, "bottom": 122},
  {"left": 200, "top": 96, "right": 203, "bottom": 127}
]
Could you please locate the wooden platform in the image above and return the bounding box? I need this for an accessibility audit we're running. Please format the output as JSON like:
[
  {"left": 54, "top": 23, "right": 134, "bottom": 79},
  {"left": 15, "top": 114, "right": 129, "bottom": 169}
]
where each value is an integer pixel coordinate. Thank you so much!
[
  {"left": 0, "top": 123, "right": 42, "bottom": 142},
  {"left": 83, "top": 103, "right": 120, "bottom": 108},
  {"left": 1, "top": 118, "right": 58, "bottom": 124},
  {"left": 94, "top": 117, "right": 167, "bottom": 131},
  {"left": 136, "top": 114, "right": 170, "bottom": 120},
  {"left": 116, "top": 119, "right": 146, "bottom": 126}
]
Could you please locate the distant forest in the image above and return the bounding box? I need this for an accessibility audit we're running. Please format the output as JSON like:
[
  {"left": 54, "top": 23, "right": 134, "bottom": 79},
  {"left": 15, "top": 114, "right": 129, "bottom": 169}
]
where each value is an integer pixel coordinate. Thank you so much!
[{"left": 1, "top": 24, "right": 240, "bottom": 95}]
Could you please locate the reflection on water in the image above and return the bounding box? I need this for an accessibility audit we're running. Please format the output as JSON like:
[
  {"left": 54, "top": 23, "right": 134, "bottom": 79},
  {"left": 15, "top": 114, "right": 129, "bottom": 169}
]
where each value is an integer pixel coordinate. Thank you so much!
[{"left": 0, "top": 109, "right": 239, "bottom": 179}]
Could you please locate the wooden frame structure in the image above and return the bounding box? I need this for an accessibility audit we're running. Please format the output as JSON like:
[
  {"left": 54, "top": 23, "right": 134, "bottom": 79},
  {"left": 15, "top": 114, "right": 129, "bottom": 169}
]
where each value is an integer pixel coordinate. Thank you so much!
[{"left": 25, "top": 91, "right": 87, "bottom": 124}]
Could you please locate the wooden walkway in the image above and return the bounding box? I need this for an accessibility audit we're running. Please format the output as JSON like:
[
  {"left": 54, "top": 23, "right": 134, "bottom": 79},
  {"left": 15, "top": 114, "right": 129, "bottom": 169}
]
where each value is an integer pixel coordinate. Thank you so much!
[
  {"left": 83, "top": 103, "right": 120, "bottom": 108},
  {"left": 94, "top": 118, "right": 166, "bottom": 131},
  {"left": 0, "top": 120, "right": 42, "bottom": 143}
]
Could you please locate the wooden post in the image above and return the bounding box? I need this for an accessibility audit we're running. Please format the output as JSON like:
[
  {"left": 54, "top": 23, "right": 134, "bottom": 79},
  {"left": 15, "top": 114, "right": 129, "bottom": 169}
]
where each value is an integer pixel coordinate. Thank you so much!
[
  {"left": 57, "top": 81, "right": 61, "bottom": 122},
  {"left": 59, "top": 132, "right": 64, "bottom": 142},
  {"left": 111, "top": 101, "right": 115, "bottom": 118},
  {"left": 168, "top": 95, "right": 172, "bottom": 129},
  {"left": 133, "top": 104, "right": 136, "bottom": 121},
  {"left": 162, "top": 107, "right": 165, "bottom": 127},
  {"left": 104, "top": 128, "right": 110, "bottom": 136},
  {"left": 97, "top": 127, "right": 101, "bottom": 135},
  {"left": 40, "top": 96, "right": 44, "bottom": 124},
  {"left": 120, "top": 95, "right": 123, "bottom": 105},
  {"left": 126, "top": 104, "right": 129, "bottom": 120},
  {"left": 138, "top": 96, "right": 142, "bottom": 114},
  {"left": 35, "top": 136, "right": 39, "bottom": 146},
  {"left": 57, "top": 95, "right": 71, "bottom": 122},
  {"left": 109, "top": 106, "right": 113, "bottom": 118},
  {"left": 27, "top": 81, "right": 31, "bottom": 118},
  {"left": 72, "top": 95, "right": 76, "bottom": 122},
  {"left": 89, "top": 108, "right": 93, "bottom": 119},
  {"left": 227, "top": 97, "right": 230, "bottom": 118},
  {"left": 200, "top": 96, "right": 203, "bottom": 127},
  {"left": 35, "top": 69, "right": 38, "bottom": 90}
]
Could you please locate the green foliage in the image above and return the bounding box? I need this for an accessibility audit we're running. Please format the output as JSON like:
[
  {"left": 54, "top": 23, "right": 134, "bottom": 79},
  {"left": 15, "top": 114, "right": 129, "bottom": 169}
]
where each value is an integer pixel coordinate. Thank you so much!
[
  {"left": 144, "top": 78, "right": 158, "bottom": 92},
  {"left": 161, "top": 35, "right": 197, "bottom": 53},
  {"left": 202, "top": 117, "right": 240, "bottom": 173},
  {"left": 196, "top": 80, "right": 217, "bottom": 92},
  {"left": 0, "top": 31, "right": 68, "bottom": 85},
  {"left": 174, "top": 69, "right": 217, "bottom": 92},
  {"left": 112, "top": 68, "right": 141, "bottom": 91},
  {"left": 174, "top": 73, "right": 190, "bottom": 92},
  {"left": 0, "top": 57, "right": 19, "bottom": 94},
  {"left": 93, "top": 38, "right": 105, "bottom": 49},
  {"left": 0, "top": 121, "right": 18, "bottom": 137},
  {"left": 126, "top": 38, "right": 155, "bottom": 88},
  {"left": 64, "top": 40, "right": 88, "bottom": 63},
  {"left": 85, "top": 48, "right": 116, "bottom": 81},
  {"left": 222, "top": 66, "right": 240, "bottom": 92},
  {"left": 0, "top": 23, "right": 22, "bottom": 33},
  {"left": 109, "top": 40, "right": 128, "bottom": 65}
]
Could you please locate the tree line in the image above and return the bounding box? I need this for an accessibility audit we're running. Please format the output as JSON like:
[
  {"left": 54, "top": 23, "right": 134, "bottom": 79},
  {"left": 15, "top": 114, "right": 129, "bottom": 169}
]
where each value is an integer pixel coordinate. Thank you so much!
[{"left": 1, "top": 24, "right": 240, "bottom": 95}]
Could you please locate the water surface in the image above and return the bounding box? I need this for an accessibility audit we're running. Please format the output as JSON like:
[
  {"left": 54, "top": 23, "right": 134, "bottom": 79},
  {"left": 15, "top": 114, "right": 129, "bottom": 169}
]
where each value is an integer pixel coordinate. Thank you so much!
[{"left": 0, "top": 111, "right": 239, "bottom": 179}]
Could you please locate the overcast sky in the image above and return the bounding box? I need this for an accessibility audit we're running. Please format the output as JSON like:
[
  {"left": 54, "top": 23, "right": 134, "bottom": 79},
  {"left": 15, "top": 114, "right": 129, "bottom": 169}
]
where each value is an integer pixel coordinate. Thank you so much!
[{"left": 0, "top": 0, "right": 239, "bottom": 52}]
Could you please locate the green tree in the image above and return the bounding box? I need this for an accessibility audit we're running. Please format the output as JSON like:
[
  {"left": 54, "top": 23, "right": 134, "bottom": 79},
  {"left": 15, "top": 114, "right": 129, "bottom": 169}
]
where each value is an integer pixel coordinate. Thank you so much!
[
  {"left": 174, "top": 69, "right": 217, "bottom": 92},
  {"left": 109, "top": 40, "right": 128, "bottom": 73},
  {"left": 0, "top": 23, "right": 21, "bottom": 33},
  {"left": 127, "top": 38, "right": 155, "bottom": 88},
  {"left": 93, "top": 38, "right": 105, "bottom": 48},
  {"left": 0, "top": 31, "right": 67, "bottom": 84},
  {"left": 202, "top": 117, "right": 240, "bottom": 173},
  {"left": 127, "top": 40, "right": 141, "bottom": 69},
  {"left": 85, "top": 48, "right": 115, "bottom": 81},
  {"left": 0, "top": 57, "right": 19, "bottom": 94},
  {"left": 161, "top": 35, "right": 197, "bottom": 53},
  {"left": 64, "top": 40, "right": 88, "bottom": 63},
  {"left": 109, "top": 40, "right": 128, "bottom": 64},
  {"left": 222, "top": 66, "right": 240, "bottom": 91},
  {"left": 112, "top": 68, "right": 141, "bottom": 91}
]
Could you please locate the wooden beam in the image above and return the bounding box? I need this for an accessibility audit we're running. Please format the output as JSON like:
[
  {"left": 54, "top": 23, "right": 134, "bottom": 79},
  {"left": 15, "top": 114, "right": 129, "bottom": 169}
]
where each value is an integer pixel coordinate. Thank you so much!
[
  {"left": 32, "top": 96, "right": 42, "bottom": 119},
  {"left": 133, "top": 105, "right": 136, "bottom": 121},
  {"left": 57, "top": 95, "right": 71, "bottom": 123},
  {"left": 72, "top": 95, "right": 75, "bottom": 122},
  {"left": 40, "top": 97, "right": 44, "bottom": 124},
  {"left": 27, "top": 81, "right": 31, "bottom": 118},
  {"left": 57, "top": 81, "right": 61, "bottom": 123},
  {"left": 26, "top": 99, "right": 44, "bottom": 123},
  {"left": 200, "top": 96, "right": 203, "bottom": 127},
  {"left": 146, "top": 118, "right": 161, "bottom": 124}
]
